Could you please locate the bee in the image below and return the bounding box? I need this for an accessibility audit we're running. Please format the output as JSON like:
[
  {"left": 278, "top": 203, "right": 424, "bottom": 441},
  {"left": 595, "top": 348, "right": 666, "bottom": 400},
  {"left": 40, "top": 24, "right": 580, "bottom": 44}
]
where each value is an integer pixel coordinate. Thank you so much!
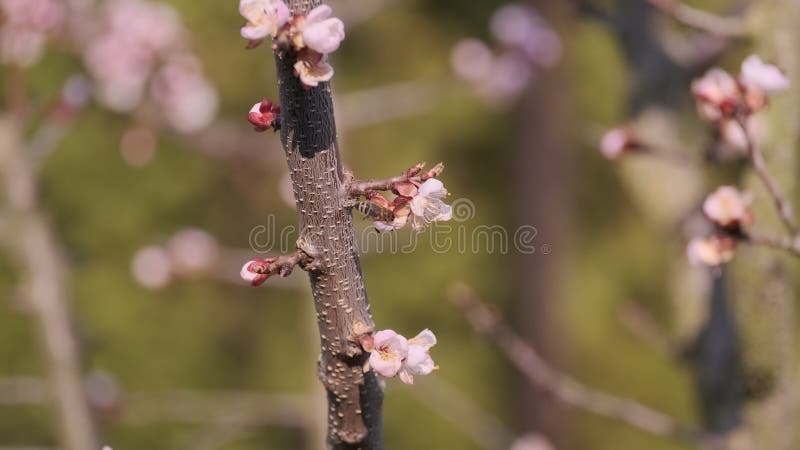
[{"left": 355, "top": 201, "right": 394, "bottom": 222}]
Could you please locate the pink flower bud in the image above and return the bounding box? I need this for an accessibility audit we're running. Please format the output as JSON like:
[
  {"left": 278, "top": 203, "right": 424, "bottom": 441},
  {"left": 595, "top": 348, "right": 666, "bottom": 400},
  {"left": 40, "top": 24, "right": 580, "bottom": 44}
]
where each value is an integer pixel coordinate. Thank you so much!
[
  {"left": 240, "top": 258, "right": 277, "bottom": 287},
  {"left": 247, "top": 99, "right": 281, "bottom": 132},
  {"left": 599, "top": 127, "right": 638, "bottom": 160}
]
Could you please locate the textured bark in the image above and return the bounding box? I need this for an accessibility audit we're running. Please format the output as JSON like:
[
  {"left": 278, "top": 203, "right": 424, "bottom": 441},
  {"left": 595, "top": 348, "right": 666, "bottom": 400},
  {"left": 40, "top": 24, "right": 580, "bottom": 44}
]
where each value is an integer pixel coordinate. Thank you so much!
[
  {"left": 0, "top": 117, "right": 98, "bottom": 450},
  {"left": 273, "top": 1, "right": 382, "bottom": 448}
]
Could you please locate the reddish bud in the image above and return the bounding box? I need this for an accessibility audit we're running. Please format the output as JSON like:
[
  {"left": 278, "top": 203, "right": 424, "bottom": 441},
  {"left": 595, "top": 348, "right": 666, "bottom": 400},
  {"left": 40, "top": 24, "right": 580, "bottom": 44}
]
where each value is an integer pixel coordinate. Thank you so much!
[{"left": 247, "top": 99, "right": 281, "bottom": 132}]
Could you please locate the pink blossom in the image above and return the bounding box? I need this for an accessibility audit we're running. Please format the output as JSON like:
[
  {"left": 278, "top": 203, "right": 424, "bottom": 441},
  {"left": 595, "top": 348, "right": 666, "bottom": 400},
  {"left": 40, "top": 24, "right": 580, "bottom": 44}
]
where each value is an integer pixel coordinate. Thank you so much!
[
  {"left": 702, "top": 186, "right": 753, "bottom": 228},
  {"left": 167, "top": 228, "right": 220, "bottom": 276},
  {"left": 398, "top": 329, "right": 437, "bottom": 385},
  {"left": 131, "top": 245, "right": 172, "bottom": 289},
  {"left": 239, "top": 0, "right": 290, "bottom": 40},
  {"left": 369, "top": 330, "right": 409, "bottom": 378},
  {"left": 479, "top": 52, "right": 534, "bottom": 105},
  {"left": 600, "top": 127, "right": 636, "bottom": 160},
  {"left": 300, "top": 5, "right": 345, "bottom": 55},
  {"left": 740, "top": 55, "right": 789, "bottom": 94},
  {"left": 489, "top": 4, "right": 561, "bottom": 68},
  {"left": 106, "top": 0, "right": 182, "bottom": 54},
  {"left": 450, "top": 38, "right": 494, "bottom": 84},
  {"left": 410, "top": 179, "right": 452, "bottom": 231},
  {"left": 248, "top": 99, "right": 281, "bottom": 132},
  {"left": 150, "top": 55, "right": 218, "bottom": 134},
  {"left": 0, "top": 0, "right": 65, "bottom": 31},
  {"left": 691, "top": 68, "right": 740, "bottom": 122},
  {"left": 84, "top": 34, "right": 153, "bottom": 111},
  {"left": 687, "top": 236, "right": 736, "bottom": 267},
  {"left": 294, "top": 55, "right": 334, "bottom": 87}
]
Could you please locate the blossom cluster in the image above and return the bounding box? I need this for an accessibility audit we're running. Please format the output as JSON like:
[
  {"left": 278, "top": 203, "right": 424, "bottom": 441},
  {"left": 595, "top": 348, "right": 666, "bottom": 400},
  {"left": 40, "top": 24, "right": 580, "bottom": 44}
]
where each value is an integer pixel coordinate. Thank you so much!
[
  {"left": 353, "top": 163, "right": 452, "bottom": 232},
  {"left": 691, "top": 55, "right": 789, "bottom": 154},
  {"left": 0, "top": 0, "right": 65, "bottom": 67},
  {"left": 687, "top": 186, "right": 753, "bottom": 267},
  {"left": 83, "top": 0, "right": 218, "bottom": 133},
  {"left": 450, "top": 3, "right": 562, "bottom": 107},
  {"left": 367, "top": 329, "right": 437, "bottom": 384},
  {"left": 239, "top": 0, "right": 345, "bottom": 88}
]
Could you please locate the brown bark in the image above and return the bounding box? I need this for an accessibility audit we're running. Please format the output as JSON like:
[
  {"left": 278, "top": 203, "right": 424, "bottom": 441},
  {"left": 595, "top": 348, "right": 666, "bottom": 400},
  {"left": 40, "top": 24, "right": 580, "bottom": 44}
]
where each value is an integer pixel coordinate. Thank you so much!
[{"left": 272, "top": 1, "right": 382, "bottom": 448}]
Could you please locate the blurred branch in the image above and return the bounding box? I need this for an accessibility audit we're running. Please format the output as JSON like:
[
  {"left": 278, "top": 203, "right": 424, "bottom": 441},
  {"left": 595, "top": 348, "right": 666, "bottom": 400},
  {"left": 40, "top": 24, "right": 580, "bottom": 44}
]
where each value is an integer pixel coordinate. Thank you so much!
[
  {"left": 0, "top": 376, "right": 311, "bottom": 429},
  {"left": 122, "top": 390, "right": 310, "bottom": 429},
  {"left": 617, "top": 302, "right": 677, "bottom": 356},
  {"left": 738, "top": 116, "right": 799, "bottom": 236},
  {"left": 449, "top": 285, "right": 706, "bottom": 447},
  {"left": 404, "top": 377, "right": 515, "bottom": 450},
  {"left": 331, "top": 0, "right": 399, "bottom": 28},
  {"left": 336, "top": 80, "right": 446, "bottom": 130},
  {"left": 0, "top": 117, "right": 99, "bottom": 450},
  {"left": 744, "top": 232, "right": 800, "bottom": 257},
  {"left": 648, "top": 0, "right": 748, "bottom": 38}
]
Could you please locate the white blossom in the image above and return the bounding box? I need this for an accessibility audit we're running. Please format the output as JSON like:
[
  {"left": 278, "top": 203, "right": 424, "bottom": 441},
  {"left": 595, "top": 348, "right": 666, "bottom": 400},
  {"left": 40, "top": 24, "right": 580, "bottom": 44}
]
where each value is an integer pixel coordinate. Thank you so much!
[
  {"left": 740, "top": 55, "right": 790, "bottom": 94},
  {"left": 398, "top": 329, "right": 437, "bottom": 385},
  {"left": 300, "top": 4, "right": 345, "bottom": 54},
  {"left": 410, "top": 179, "right": 452, "bottom": 231},
  {"left": 239, "top": 0, "right": 290, "bottom": 40}
]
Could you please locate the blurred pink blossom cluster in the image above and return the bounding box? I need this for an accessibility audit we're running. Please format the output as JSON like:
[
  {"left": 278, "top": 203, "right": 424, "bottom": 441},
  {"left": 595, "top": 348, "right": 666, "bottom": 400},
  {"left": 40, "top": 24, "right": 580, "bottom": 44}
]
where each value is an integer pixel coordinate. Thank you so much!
[
  {"left": 450, "top": 3, "right": 562, "bottom": 107},
  {"left": 0, "top": 0, "right": 65, "bottom": 67},
  {"left": 83, "top": 0, "right": 218, "bottom": 133},
  {"left": 238, "top": 0, "right": 345, "bottom": 88},
  {"left": 131, "top": 228, "right": 220, "bottom": 289},
  {"left": 691, "top": 55, "right": 789, "bottom": 157}
]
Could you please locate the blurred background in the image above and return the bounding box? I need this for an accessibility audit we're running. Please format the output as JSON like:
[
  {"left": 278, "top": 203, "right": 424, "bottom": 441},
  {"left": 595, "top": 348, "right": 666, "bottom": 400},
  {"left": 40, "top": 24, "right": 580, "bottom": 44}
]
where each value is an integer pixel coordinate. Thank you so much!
[{"left": 1, "top": 0, "right": 798, "bottom": 449}]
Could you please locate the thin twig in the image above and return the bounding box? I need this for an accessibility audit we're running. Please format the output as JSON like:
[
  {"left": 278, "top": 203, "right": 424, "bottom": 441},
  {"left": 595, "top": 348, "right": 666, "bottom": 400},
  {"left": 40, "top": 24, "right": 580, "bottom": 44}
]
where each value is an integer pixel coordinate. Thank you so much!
[
  {"left": 744, "top": 232, "right": 800, "bottom": 257},
  {"left": 738, "top": 116, "right": 799, "bottom": 236},
  {"left": 347, "top": 162, "right": 443, "bottom": 197},
  {"left": 648, "top": 0, "right": 748, "bottom": 38},
  {"left": 449, "top": 285, "right": 706, "bottom": 447}
]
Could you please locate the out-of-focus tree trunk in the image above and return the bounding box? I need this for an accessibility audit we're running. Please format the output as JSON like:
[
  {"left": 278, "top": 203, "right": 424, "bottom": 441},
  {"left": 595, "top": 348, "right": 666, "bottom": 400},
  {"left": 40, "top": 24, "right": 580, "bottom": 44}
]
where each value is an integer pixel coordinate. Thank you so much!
[
  {"left": 729, "top": 2, "right": 800, "bottom": 449},
  {"left": 0, "top": 116, "right": 98, "bottom": 450},
  {"left": 512, "top": 2, "right": 574, "bottom": 444}
]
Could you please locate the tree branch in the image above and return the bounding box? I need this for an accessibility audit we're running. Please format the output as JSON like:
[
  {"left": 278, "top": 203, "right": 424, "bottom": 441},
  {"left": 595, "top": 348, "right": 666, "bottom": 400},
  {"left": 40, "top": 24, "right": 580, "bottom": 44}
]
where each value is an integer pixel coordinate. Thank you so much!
[
  {"left": 270, "top": 1, "right": 383, "bottom": 447},
  {"left": 347, "top": 162, "right": 443, "bottom": 197},
  {"left": 449, "top": 285, "right": 706, "bottom": 447},
  {"left": 737, "top": 115, "right": 799, "bottom": 236},
  {"left": 648, "top": 0, "right": 748, "bottom": 38},
  {"left": 0, "top": 116, "right": 98, "bottom": 450}
]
